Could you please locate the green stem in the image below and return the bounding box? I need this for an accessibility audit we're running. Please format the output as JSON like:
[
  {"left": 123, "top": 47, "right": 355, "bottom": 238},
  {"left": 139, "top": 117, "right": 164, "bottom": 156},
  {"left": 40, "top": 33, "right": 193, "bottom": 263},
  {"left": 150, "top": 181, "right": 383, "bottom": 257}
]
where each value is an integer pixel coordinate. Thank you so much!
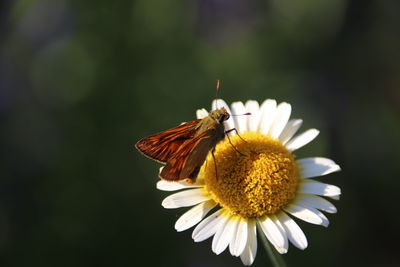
[{"left": 256, "top": 223, "right": 287, "bottom": 267}]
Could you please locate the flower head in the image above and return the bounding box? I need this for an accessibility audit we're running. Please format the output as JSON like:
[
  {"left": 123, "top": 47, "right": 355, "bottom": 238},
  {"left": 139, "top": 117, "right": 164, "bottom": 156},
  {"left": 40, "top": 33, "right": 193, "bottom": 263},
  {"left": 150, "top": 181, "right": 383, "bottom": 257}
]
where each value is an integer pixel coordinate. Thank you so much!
[{"left": 157, "top": 99, "right": 341, "bottom": 265}]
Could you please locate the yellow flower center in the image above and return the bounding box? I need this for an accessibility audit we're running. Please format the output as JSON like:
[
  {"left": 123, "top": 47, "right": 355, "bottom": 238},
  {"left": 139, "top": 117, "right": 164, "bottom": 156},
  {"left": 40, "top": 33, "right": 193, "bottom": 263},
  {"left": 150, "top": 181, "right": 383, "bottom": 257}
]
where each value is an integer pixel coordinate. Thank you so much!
[{"left": 199, "top": 131, "right": 299, "bottom": 218}]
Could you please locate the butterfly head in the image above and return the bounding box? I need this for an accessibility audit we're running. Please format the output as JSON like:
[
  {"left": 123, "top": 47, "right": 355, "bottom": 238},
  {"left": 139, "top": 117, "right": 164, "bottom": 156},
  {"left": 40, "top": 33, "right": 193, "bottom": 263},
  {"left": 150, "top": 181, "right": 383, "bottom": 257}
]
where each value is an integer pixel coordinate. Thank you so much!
[{"left": 210, "top": 107, "right": 230, "bottom": 124}]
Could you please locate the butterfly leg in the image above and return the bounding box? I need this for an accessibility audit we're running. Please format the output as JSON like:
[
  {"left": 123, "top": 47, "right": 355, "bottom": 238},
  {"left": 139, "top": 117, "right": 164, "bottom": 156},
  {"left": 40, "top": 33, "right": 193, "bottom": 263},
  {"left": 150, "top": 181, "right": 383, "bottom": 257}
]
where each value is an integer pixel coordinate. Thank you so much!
[
  {"left": 225, "top": 128, "right": 246, "bottom": 156},
  {"left": 225, "top": 128, "right": 248, "bottom": 143},
  {"left": 211, "top": 148, "right": 218, "bottom": 181}
]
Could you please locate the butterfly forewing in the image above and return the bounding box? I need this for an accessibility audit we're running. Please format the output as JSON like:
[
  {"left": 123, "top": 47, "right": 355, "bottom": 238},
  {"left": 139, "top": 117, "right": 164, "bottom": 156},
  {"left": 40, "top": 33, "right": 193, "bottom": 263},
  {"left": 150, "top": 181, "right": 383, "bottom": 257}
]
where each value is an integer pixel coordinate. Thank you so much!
[
  {"left": 135, "top": 119, "right": 201, "bottom": 163},
  {"left": 159, "top": 129, "right": 218, "bottom": 181},
  {"left": 179, "top": 128, "right": 222, "bottom": 180}
]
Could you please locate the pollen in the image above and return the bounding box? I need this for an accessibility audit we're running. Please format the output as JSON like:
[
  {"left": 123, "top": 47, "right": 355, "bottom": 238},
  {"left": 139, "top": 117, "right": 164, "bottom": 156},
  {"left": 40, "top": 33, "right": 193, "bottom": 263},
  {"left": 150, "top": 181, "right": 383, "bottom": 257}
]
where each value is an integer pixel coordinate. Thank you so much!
[{"left": 199, "top": 131, "right": 299, "bottom": 218}]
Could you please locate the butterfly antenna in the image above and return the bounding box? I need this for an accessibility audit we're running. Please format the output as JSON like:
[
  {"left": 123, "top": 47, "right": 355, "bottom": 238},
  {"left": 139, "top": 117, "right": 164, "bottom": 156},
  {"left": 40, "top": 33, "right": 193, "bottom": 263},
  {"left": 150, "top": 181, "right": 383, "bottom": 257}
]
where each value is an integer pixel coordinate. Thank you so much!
[
  {"left": 215, "top": 79, "right": 221, "bottom": 109},
  {"left": 231, "top": 112, "right": 252, "bottom": 116}
]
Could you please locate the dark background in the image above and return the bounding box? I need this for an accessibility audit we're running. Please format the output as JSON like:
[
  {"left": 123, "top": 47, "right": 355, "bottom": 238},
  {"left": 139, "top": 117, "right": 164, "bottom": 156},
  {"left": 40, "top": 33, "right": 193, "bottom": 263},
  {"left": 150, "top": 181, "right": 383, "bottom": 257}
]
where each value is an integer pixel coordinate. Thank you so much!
[{"left": 1, "top": 0, "right": 399, "bottom": 266}]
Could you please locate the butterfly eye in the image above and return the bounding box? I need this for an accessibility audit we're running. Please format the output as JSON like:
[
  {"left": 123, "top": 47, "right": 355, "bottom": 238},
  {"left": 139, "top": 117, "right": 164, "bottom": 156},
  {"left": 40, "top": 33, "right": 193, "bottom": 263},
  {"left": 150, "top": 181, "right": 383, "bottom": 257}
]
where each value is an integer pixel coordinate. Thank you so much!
[{"left": 219, "top": 114, "right": 229, "bottom": 123}]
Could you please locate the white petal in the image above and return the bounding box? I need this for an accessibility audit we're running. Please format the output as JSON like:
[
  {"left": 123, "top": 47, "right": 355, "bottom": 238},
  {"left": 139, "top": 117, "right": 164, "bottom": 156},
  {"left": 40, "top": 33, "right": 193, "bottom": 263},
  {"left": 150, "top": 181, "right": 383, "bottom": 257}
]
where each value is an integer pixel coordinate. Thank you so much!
[
  {"left": 328, "top": 195, "right": 340, "bottom": 200},
  {"left": 278, "top": 119, "right": 303, "bottom": 144},
  {"left": 231, "top": 101, "right": 248, "bottom": 133},
  {"left": 228, "top": 219, "right": 239, "bottom": 255},
  {"left": 269, "top": 102, "right": 292, "bottom": 139},
  {"left": 245, "top": 100, "right": 261, "bottom": 132},
  {"left": 298, "top": 157, "right": 341, "bottom": 178},
  {"left": 196, "top": 108, "right": 209, "bottom": 119},
  {"left": 277, "top": 211, "right": 307, "bottom": 250},
  {"left": 212, "top": 215, "right": 236, "bottom": 255},
  {"left": 258, "top": 216, "right": 286, "bottom": 253},
  {"left": 240, "top": 219, "right": 257, "bottom": 266},
  {"left": 158, "top": 166, "right": 163, "bottom": 174},
  {"left": 299, "top": 180, "right": 341, "bottom": 197},
  {"left": 229, "top": 217, "right": 248, "bottom": 256},
  {"left": 270, "top": 215, "right": 288, "bottom": 254},
  {"left": 175, "top": 200, "right": 217, "bottom": 232},
  {"left": 161, "top": 188, "right": 209, "bottom": 209},
  {"left": 284, "top": 204, "right": 324, "bottom": 226},
  {"left": 295, "top": 193, "right": 337, "bottom": 213},
  {"left": 285, "top": 129, "right": 319, "bottom": 152},
  {"left": 211, "top": 99, "right": 235, "bottom": 136},
  {"left": 156, "top": 180, "right": 203, "bottom": 191},
  {"left": 289, "top": 203, "right": 330, "bottom": 227},
  {"left": 258, "top": 99, "right": 277, "bottom": 134},
  {"left": 309, "top": 207, "right": 329, "bottom": 227},
  {"left": 192, "top": 209, "right": 226, "bottom": 242}
]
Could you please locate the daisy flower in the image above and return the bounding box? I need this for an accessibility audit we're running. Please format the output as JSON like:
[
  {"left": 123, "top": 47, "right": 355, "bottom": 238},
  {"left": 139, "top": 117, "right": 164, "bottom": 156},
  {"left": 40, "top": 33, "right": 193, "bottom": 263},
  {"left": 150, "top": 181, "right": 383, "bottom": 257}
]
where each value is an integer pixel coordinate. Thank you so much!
[{"left": 157, "top": 99, "right": 341, "bottom": 265}]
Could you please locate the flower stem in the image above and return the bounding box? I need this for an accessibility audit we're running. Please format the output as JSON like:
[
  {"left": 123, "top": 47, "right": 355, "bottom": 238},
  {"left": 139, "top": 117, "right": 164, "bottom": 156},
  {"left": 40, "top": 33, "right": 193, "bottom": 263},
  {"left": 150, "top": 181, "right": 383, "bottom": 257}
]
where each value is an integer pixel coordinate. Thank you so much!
[{"left": 256, "top": 223, "right": 287, "bottom": 267}]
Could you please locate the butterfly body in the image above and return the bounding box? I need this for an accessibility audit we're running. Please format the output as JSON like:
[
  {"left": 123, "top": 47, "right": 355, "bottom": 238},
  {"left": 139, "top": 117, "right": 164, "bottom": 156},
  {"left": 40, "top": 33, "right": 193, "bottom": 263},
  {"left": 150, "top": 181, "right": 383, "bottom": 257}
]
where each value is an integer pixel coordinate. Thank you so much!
[{"left": 135, "top": 107, "right": 230, "bottom": 183}]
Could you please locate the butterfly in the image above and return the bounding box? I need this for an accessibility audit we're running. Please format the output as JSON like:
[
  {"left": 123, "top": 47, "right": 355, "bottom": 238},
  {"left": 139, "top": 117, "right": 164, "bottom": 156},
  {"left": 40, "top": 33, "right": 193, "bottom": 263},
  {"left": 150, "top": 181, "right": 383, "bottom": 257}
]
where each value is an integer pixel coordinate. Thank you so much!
[{"left": 135, "top": 107, "right": 231, "bottom": 184}]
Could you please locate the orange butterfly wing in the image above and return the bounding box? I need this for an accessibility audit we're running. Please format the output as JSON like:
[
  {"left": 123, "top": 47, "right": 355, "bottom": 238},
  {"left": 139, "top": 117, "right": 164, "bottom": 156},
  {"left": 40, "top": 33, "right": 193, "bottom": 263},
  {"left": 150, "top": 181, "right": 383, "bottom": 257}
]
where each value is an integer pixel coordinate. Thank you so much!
[{"left": 135, "top": 119, "right": 201, "bottom": 163}]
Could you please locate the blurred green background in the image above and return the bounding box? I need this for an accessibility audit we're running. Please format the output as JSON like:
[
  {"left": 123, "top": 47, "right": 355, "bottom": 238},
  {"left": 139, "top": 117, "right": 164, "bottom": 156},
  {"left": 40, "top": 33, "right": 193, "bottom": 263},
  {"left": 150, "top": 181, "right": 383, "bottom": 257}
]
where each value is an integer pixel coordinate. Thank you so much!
[{"left": 1, "top": 0, "right": 399, "bottom": 266}]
